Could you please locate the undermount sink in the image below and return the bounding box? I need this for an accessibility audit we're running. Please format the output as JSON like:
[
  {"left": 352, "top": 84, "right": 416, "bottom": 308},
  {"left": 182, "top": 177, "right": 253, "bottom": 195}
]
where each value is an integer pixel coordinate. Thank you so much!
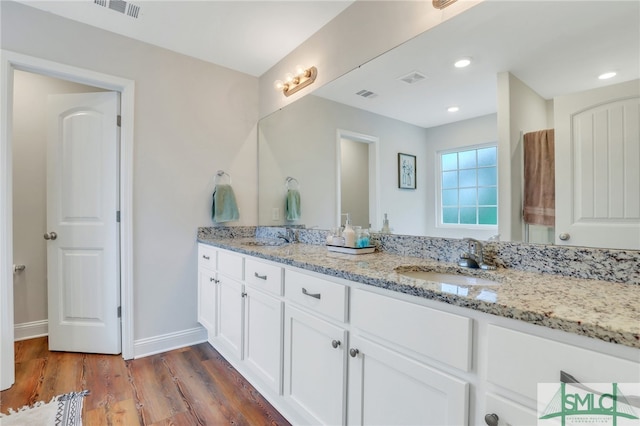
[
  {"left": 396, "top": 268, "right": 500, "bottom": 287},
  {"left": 241, "top": 239, "right": 288, "bottom": 247}
]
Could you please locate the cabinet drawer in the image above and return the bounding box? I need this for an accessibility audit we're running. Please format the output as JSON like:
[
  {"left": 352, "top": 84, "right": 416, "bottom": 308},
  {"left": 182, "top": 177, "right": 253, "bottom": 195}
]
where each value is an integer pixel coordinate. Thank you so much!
[
  {"left": 198, "top": 244, "right": 217, "bottom": 270},
  {"left": 351, "top": 289, "right": 472, "bottom": 372},
  {"left": 285, "top": 269, "right": 347, "bottom": 322},
  {"left": 217, "top": 249, "right": 244, "bottom": 280},
  {"left": 245, "top": 258, "right": 283, "bottom": 295},
  {"left": 486, "top": 325, "right": 640, "bottom": 401}
]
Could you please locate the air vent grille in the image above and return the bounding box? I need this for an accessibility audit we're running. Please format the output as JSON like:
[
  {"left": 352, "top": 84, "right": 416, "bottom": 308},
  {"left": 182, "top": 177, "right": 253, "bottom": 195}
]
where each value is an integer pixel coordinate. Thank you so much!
[
  {"left": 398, "top": 71, "right": 427, "bottom": 85},
  {"left": 356, "top": 89, "right": 378, "bottom": 99},
  {"left": 94, "top": 0, "right": 141, "bottom": 18}
]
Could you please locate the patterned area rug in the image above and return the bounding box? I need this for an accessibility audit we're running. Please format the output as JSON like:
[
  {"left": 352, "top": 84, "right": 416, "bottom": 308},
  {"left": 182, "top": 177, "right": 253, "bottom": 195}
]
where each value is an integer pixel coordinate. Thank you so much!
[{"left": 0, "top": 390, "right": 89, "bottom": 426}]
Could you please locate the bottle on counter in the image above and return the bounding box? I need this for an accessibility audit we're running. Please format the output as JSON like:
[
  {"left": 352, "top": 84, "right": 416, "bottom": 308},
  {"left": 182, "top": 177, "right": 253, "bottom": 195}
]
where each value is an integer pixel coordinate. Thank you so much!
[
  {"left": 381, "top": 213, "right": 391, "bottom": 234},
  {"left": 342, "top": 213, "right": 356, "bottom": 247}
]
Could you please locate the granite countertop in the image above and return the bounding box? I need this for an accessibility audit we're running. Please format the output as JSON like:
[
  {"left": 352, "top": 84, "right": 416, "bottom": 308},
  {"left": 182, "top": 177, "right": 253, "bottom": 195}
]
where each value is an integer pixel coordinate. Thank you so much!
[{"left": 198, "top": 237, "right": 640, "bottom": 349}]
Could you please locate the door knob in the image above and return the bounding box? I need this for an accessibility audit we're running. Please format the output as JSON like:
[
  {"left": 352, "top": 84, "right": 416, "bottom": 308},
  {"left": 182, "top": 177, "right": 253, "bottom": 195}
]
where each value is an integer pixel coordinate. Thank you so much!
[
  {"left": 44, "top": 232, "right": 57, "bottom": 241},
  {"left": 558, "top": 232, "right": 570, "bottom": 241},
  {"left": 484, "top": 413, "right": 499, "bottom": 426}
]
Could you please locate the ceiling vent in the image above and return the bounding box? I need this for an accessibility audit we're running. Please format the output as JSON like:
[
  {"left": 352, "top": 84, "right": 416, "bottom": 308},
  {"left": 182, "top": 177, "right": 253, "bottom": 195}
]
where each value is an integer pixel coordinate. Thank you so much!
[
  {"left": 398, "top": 71, "right": 427, "bottom": 85},
  {"left": 356, "top": 89, "right": 378, "bottom": 99},
  {"left": 94, "top": 0, "right": 141, "bottom": 18}
]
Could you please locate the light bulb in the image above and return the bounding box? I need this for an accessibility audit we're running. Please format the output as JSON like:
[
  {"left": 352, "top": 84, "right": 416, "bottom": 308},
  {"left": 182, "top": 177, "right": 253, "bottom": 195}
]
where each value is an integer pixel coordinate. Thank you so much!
[
  {"left": 295, "top": 64, "right": 308, "bottom": 77},
  {"left": 598, "top": 71, "right": 617, "bottom": 80},
  {"left": 454, "top": 57, "right": 471, "bottom": 68},
  {"left": 447, "top": 106, "right": 459, "bottom": 112},
  {"left": 285, "top": 73, "right": 295, "bottom": 83},
  {"left": 273, "top": 80, "right": 285, "bottom": 91}
]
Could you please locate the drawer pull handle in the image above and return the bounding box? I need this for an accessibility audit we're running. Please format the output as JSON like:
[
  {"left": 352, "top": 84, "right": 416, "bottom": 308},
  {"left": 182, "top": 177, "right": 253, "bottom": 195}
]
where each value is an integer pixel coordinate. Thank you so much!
[
  {"left": 331, "top": 340, "right": 341, "bottom": 349},
  {"left": 484, "top": 413, "right": 499, "bottom": 426},
  {"left": 202, "top": 255, "right": 210, "bottom": 260},
  {"left": 302, "top": 288, "right": 321, "bottom": 299},
  {"left": 254, "top": 272, "right": 267, "bottom": 280},
  {"left": 349, "top": 348, "right": 359, "bottom": 358}
]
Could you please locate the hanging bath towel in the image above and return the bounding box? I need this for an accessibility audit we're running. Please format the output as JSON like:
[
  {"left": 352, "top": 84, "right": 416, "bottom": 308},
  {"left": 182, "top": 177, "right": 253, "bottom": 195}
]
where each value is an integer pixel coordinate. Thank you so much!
[
  {"left": 212, "top": 184, "right": 240, "bottom": 223},
  {"left": 286, "top": 189, "right": 301, "bottom": 221},
  {"left": 523, "top": 129, "right": 555, "bottom": 227}
]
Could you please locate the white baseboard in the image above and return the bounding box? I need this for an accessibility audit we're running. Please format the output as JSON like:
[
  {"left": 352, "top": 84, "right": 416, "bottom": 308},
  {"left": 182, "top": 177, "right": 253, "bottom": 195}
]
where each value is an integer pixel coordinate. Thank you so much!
[
  {"left": 133, "top": 326, "right": 208, "bottom": 359},
  {"left": 14, "top": 320, "right": 48, "bottom": 341}
]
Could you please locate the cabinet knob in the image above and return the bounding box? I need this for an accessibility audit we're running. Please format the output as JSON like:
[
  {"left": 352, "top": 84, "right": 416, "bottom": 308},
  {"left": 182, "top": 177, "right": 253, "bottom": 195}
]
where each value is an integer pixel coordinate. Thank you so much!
[
  {"left": 331, "top": 340, "right": 341, "bottom": 349},
  {"left": 349, "top": 348, "right": 359, "bottom": 358},
  {"left": 558, "top": 232, "right": 570, "bottom": 241},
  {"left": 202, "top": 255, "right": 210, "bottom": 260},
  {"left": 484, "top": 413, "right": 499, "bottom": 426},
  {"left": 241, "top": 292, "right": 247, "bottom": 298}
]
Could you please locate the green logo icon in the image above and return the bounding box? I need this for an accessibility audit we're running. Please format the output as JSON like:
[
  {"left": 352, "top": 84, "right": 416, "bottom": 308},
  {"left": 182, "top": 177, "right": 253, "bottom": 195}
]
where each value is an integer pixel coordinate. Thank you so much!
[{"left": 539, "top": 383, "right": 639, "bottom": 425}]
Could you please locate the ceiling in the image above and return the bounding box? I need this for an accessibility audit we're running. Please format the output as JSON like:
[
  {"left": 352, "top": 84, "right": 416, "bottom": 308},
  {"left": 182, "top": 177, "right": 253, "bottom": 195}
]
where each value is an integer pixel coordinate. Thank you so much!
[
  {"left": 313, "top": 0, "right": 640, "bottom": 128},
  {"left": 16, "top": 0, "right": 354, "bottom": 77}
]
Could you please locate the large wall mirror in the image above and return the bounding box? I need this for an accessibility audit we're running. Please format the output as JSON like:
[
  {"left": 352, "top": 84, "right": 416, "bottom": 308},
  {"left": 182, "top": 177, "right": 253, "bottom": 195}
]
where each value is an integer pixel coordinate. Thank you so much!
[{"left": 258, "top": 1, "right": 639, "bottom": 249}]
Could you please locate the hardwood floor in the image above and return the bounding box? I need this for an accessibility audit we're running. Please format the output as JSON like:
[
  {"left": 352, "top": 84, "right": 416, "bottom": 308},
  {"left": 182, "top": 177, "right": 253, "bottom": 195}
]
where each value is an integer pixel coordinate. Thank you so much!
[{"left": 0, "top": 337, "right": 290, "bottom": 425}]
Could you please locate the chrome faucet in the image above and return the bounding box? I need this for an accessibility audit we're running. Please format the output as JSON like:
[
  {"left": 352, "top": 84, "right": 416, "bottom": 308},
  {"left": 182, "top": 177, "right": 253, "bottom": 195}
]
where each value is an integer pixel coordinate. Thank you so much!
[
  {"left": 278, "top": 228, "right": 295, "bottom": 243},
  {"left": 459, "top": 238, "right": 496, "bottom": 270}
]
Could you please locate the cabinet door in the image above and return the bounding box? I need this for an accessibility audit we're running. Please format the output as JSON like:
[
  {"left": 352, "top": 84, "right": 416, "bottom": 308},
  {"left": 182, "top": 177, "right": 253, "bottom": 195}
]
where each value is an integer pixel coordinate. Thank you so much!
[
  {"left": 197, "top": 268, "right": 218, "bottom": 339},
  {"left": 284, "top": 305, "right": 347, "bottom": 425},
  {"left": 244, "top": 287, "right": 283, "bottom": 394},
  {"left": 348, "top": 335, "right": 469, "bottom": 426},
  {"left": 217, "top": 274, "right": 244, "bottom": 359}
]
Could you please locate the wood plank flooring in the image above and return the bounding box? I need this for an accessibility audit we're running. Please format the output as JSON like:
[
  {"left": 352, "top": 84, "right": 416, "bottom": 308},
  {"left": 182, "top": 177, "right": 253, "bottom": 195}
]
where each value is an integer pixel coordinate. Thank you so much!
[{"left": 0, "top": 337, "right": 290, "bottom": 425}]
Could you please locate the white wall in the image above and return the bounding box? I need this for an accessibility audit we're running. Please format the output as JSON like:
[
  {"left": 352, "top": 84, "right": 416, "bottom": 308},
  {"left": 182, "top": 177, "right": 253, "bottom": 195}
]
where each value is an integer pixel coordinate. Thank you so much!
[
  {"left": 497, "top": 72, "right": 550, "bottom": 242},
  {"left": 423, "top": 113, "right": 498, "bottom": 240},
  {"left": 12, "top": 71, "right": 106, "bottom": 338},
  {"left": 1, "top": 1, "right": 258, "bottom": 345},
  {"left": 259, "top": 94, "right": 428, "bottom": 234}
]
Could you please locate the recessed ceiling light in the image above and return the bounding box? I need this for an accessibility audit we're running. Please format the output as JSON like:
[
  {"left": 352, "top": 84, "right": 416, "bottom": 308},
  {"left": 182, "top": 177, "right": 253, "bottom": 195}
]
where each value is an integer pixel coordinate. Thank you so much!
[
  {"left": 598, "top": 71, "right": 617, "bottom": 80},
  {"left": 448, "top": 106, "right": 459, "bottom": 112},
  {"left": 454, "top": 58, "right": 471, "bottom": 68}
]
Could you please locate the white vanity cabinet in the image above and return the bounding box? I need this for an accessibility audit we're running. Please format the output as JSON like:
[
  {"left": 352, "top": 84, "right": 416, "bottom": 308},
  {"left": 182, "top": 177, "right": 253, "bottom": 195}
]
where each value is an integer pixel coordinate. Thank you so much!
[
  {"left": 283, "top": 269, "right": 349, "bottom": 425},
  {"left": 196, "top": 244, "right": 640, "bottom": 426}
]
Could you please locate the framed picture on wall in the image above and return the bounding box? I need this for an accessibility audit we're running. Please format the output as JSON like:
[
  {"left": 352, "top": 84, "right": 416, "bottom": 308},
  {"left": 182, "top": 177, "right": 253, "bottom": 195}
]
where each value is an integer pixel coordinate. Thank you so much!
[{"left": 398, "top": 153, "right": 416, "bottom": 189}]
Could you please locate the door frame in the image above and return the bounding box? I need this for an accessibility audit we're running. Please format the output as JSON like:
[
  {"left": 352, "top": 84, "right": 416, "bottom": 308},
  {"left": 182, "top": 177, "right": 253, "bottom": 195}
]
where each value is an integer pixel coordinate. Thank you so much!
[{"left": 0, "top": 50, "right": 135, "bottom": 390}]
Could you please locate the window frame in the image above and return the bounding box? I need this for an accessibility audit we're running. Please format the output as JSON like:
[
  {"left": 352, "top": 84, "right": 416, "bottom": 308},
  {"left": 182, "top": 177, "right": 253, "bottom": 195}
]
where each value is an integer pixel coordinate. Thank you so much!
[{"left": 435, "top": 142, "right": 499, "bottom": 230}]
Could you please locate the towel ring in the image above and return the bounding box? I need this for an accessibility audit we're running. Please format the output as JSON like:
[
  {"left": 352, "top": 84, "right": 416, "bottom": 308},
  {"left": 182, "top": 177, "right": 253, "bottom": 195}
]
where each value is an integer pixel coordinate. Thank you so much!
[
  {"left": 215, "top": 170, "right": 231, "bottom": 185},
  {"left": 285, "top": 176, "right": 299, "bottom": 190}
]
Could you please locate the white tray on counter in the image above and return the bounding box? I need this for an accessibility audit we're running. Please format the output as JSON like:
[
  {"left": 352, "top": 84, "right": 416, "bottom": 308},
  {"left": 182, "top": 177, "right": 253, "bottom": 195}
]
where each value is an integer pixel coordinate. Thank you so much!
[{"left": 326, "top": 244, "right": 376, "bottom": 255}]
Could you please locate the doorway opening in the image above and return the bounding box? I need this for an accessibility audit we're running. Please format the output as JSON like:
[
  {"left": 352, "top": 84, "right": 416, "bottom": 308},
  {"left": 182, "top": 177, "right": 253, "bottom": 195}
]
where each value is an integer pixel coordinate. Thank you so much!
[
  {"left": 1, "top": 51, "right": 135, "bottom": 390},
  {"left": 336, "top": 129, "right": 380, "bottom": 230}
]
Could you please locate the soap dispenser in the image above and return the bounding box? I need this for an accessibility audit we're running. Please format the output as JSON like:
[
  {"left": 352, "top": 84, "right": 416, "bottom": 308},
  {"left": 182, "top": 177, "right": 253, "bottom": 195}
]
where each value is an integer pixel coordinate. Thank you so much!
[
  {"left": 381, "top": 213, "right": 391, "bottom": 234},
  {"left": 342, "top": 213, "right": 356, "bottom": 247}
]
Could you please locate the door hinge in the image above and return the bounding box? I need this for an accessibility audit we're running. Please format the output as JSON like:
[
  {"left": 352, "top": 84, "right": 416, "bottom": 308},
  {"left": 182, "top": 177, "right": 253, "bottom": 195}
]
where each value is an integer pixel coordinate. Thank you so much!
[
  {"left": 117, "top": 115, "right": 122, "bottom": 127},
  {"left": 116, "top": 211, "right": 121, "bottom": 222},
  {"left": 117, "top": 306, "right": 122, "bottom": 318}
]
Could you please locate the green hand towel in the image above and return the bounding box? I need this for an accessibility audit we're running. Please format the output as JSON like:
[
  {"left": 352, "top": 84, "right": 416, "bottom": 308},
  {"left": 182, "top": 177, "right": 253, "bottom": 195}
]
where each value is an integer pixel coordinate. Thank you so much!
[
  {"left": 212, "top": 184, "right": 240, "bottom": 223},
  {"left": 286, "top": 189, "right": 301, "bottom": 221}
]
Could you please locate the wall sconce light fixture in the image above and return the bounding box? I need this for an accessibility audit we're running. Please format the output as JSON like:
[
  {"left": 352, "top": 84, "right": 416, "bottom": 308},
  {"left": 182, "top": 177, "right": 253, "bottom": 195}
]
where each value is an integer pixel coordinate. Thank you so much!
[{"left": 274, "top": 65, "right": 318, "bottom": 97}]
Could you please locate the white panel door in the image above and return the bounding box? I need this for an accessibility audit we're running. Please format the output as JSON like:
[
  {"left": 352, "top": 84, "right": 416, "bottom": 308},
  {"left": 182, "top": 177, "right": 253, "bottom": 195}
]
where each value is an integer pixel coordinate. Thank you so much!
[
  {"left": 348, "top": 335, "right": 469, "bottom": 426},
  {"left": 555, "top": 80, "right": 640, "bottom": 249},
  {"left": 47, "top": 92, "right": 120, "bottom": 354}
]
